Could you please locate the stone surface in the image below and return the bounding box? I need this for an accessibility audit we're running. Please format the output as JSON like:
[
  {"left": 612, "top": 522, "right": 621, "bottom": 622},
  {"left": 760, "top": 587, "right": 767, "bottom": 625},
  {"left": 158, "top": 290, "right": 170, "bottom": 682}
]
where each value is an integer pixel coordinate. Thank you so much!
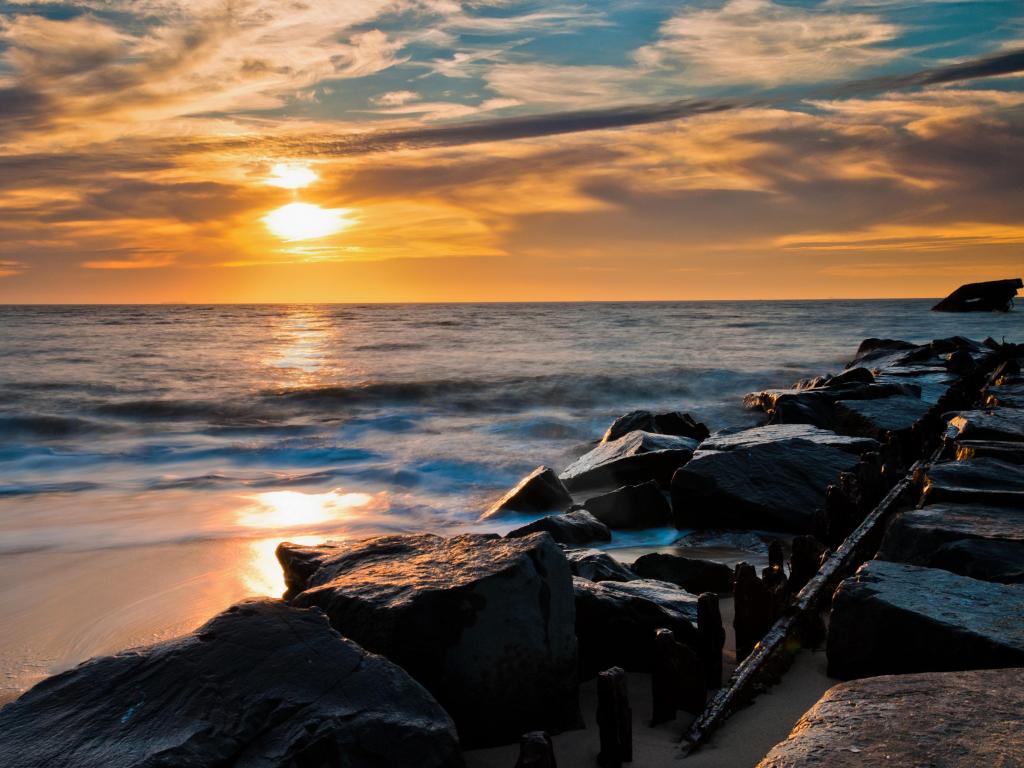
[
  {"left": 507, "top": 509, "right": 611, "bottom": 545},
  {"left": 629, "top": 552, "right": 733, "bottom": 593},
  {"left": 573, "top": 576, "right": 699, "bottom": 678},
  {"left": 560, "top": 431, "right": 698, "bottom": 491},
  {"left": 921, "top": 458, "right": 1024, "bottom": 508},
  {"left": 699, "top": 424, "right": 878, "bottom": 455},
  {"left": 564, "top": 548, "right": 637, "bottom": 582},
  {"left": 278, "top": 533, "right": 580, "bottom": 747},
  {"left": 0, "top": 599, "right": 463, "bottom": 768},
  {"left": 878, "top": 503, "right": 1024, "bottom": 582},
  {"left": 947, "top": 408, "right": 1024, "bottom": 442},
  {"left": 834, "top": 394, "right": 932, "bottom": 436},
  {"left": 956, "top": 439, "right": 1024, "bottom": 464},
  {"left": 745, "top": 379, "right": 919, "bottom": 429},
  {"left": 602, "top": 410, "right": 709, "bottom": 443},
  {"left": 985, "top": 381, "right": 1024, "bottom": 408},
  {"left": 757, "top": 668, "right": 1024, "bottom": 768},
  {"left": 671, "top": 439, "right": 861, "bottom": 533},
  {"left": 481, "top": 466, "right": 573, "bottom": 520},
  {"left": 582, "top": 481, "right": 672, "bottom": 529},
  {"left": 827, "top": 560, "right": 1024, "bottom": 679}
]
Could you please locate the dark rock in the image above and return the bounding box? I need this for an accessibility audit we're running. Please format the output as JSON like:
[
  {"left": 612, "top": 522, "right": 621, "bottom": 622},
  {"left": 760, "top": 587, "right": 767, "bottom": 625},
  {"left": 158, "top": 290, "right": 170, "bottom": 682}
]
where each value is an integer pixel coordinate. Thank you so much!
[
  {"left": 515, "top": 732, "right": 557, "bottom": 768},
  {"left": 756, "top": 668, "right": 1024, "bottom": 768},
  {"left": 596, "top": 667, "right": 632, "bottom": 767},
  {"left": 795, "top": 366, "right": 875, "bottom": 390},
  {"left": 670, "top": 529, "right": 783, "bottom": 569},
  {"left": 833, "top": 394, "right": 932, "bottom": 437},
  {"left": 733, "top": 563, "right": 775, "bottom": 663},
  {"left": 573, "top": 577, "right": 699, "bottom": 678},
  {"left": 699, "top": 423, "right": 878, "bottom": 455},
  {"left": 671, "top": 439, "right": 862, "bottom": 533},
  {"left": 651, "top": 628, "right": 705, "bottom": 722},
  {"left": 921, "top": 458, "right": 1024, "bottom": 508},
  {"left": 947, "top": 408, "right": 1024, "bottom": 443},
  {"left": 653, "top": 411, "right": 710, "bottom": 441},
  {"left": 985, "top": 381, "right": 1024, "bottom": 408},
  {"left": 481, "top": 466, "right": 573, "bottom": 520},
  {"left": 630, "top": 552, "right": 733, "bottom": 593},
  {"left": 602, "top": 410, "right": 708, "bottom": 443},
  {"left": 879, "top": 503, "right": 1024, "bottom": 583},
  {"left": 745, "top": 379, "right": 919, "bottom": 429},
  {"left": 277, "top": 533, "right": 580, "bottom": 747},
  {"left": 827, "top": 560, "right": 1024, "bottom": 679},
  {"left": 560, "top": 431, "right": 698, "bottom": 491},
  {"left": 955, "top": 440, "right": 1024, "bottom": 464},
  {"left": 932, "top": 277, "right": 1022, "bottom": 312},
  {"left": 508, "top": 509, "right": 611, "bottom": 546},
  {"left": 582, "top": 481, "right": 672, "bottom": 529},
  {"left": 0, "top": 599, "right": 463, "bottom": 768},
  {"left": 847, "top": 338, "right": 917, "bottom": 369},
  {"left": 564, "top": 548, "right": 637, "bottom": 582}
]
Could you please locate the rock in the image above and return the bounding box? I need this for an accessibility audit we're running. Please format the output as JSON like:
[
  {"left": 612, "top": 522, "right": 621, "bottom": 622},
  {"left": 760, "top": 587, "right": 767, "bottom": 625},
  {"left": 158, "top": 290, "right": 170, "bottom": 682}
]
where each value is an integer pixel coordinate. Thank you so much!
[
  {"left": 827, "top": 560, "right": 1024, "bottom": 679},
  {"left": 507, "top": 509, "right": 611, "bottom": 546},
  {"left": 756, "top": 668, "right": 1024, "bottom": 768},
  {"left": 879, "top": 503, "right": 1024, "bottom": 583},
  {"left": 955, "top": 440, "right": 1024, "bottom": 465},
  {"left": 602, "top": 410, "right": 709, "bottom": 443},
  {"left": 671, "top": 439, "right": 862, "bottom": 533},
  {"left": 670, "top": 529, "right": 782, "bottom": 569},
  {"left": 834, "top": 394, "right": 932, "bottom": 437},
  {"left": 699, "top": 424, "right": 878, "bottom": 455},
  {"left": 0, "top": 599, "right": 463, "bottom": 768},
  {"left": 630, "top": 552, "right": 733, "bottom": 593},
  {"left": 846, "top": 338, "right": 917, "bottom": 369},
  {"left": 481, "top": 466, "right": 573, "bottom": 520},
  {"left": 947, "top": 408, "right": 1024, "bottom": 443},
  {"left": 932, "top": 277, "right": 1023, "bottom": 312},
  {"left": 985, "top": 381, "right": 1024, "bottom": 408},
  {"left": 560, "top": 431, "right": 698, "bottom": 491},
  {"left": 794, "top": 366, "right": 875, "bottom": 390},
  {"left": 564, "top": 548, "right": 637, "bottom": 582},
  {"left": 277, "top": 533, "right": 580, "bottom": 747},
  {"left": 745, "top": 379, "right": 919, "bottom": 429},
  {"left": 573, "top": 577, "right": 699, "bottom": 678},
  {"left": 582, "top": 481, "right": 672, "bottom": 529},
  {"left": 921, "top": 458, "right": 1024, "bottom": 508},
  {"left": 515, "top": 732, "right": 556, "bottom": 768}
]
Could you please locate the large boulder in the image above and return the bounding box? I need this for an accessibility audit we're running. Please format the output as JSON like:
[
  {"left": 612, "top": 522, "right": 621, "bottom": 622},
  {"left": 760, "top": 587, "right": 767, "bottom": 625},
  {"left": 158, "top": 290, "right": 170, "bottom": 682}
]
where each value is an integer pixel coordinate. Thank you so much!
[
  {"left": 630, "top": 552, "right": 734, "bottom": 593},
  {"left": 878, "top": 503, "right": 1024, "bottom": 583},
  {"left": 699, "top": 423, "right": 878, "bottom": 455},
  {"left": 921, "top": 458, "right": 1024, "bottom": 508},
  {"left": 573, "top": 577, "right": 699, "bottom": 678},
  {"left": 0, "top": 599, "right": 463, "bottom": 768},
  {"left": 277, "top": 533, "right": 580, "bottom": 747},
  {"left": 745, "top": 377, "right": 918, "bottom": 429},
  {"left": 833, "top": 394, "right": 932, "bottom": 437},
  {"left": 506, "top": 509, "right": 610, "bottom": 545},
  {"left": 827, "top": 560, "right": 1024, "bottom": 679},
  {"left": 756, "top": 668, "right": 1024, "bottom": 768},
  {"left": 559, "top": 430, "right": 698, "bottom": 491},
  {"left": 582, "top": 480, "right": 672, "bottom": 529},
  {"left": 955, "top": 439, "right": 1024, "bottom": 464},
  {"left": 481, "top": 466, "right": 573, "bottom": 520},
  {"left": 564, "top": 548, "right": 637, "bottom": 582},
  {"left": 947, "top": 408, "right": 1024, "bottom": 442},
  {"left": 671, "top": 439, "right": 861, "bottom": 533},
  {"left": 602, "top": 410, "right": 709, "bottom": 443}
]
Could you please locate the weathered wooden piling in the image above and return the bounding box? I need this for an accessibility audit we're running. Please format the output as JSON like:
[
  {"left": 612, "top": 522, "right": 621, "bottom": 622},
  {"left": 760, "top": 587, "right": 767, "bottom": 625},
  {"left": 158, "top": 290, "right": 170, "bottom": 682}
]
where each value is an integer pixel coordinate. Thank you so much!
[
  {"left": 515, "top": 731, "right": 557, "bottom": 768},
  {"left": 597, "top": 666, "right": 632, "bottom": 767},
  {"left": 789, "top": 535, "right": 825, "bottom": 594},
  {"left": 697, "top": 592, "right": 725, "bottom": 689},
  {"left": 733, "top": 563, "right": 773, "bottom": 662},
  {"left": 651, "top": 628, "right": 706, "bottom": 724}
]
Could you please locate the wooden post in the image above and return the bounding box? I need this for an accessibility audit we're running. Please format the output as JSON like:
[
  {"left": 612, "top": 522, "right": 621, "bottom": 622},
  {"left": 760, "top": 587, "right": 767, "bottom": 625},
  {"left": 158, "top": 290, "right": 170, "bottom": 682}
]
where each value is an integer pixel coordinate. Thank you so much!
[
  {"left": 651, "top": 629, "right": 706, "bottom": 725},
  {"left": 597, "top": 666, "right": 631, "bottom": 766},
  {"left": 697, "top": 593, "right": 725, "bottom": 689},
  {"left": 515, "top": 731, "right": 557, "bottom": 768},
  {"left": 789, "top": 535, "right": 825, "bottom": 594},
  {"left": 733, "top": 563, "right": 772, "bottom": 662}
]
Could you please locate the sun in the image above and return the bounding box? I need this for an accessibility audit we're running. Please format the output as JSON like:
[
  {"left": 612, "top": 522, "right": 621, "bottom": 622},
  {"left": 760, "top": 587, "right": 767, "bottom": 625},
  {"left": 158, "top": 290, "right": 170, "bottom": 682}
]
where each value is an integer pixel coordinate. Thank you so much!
[
  {"left": 263, "top": 202, "right": 352, "bottom": 241},
  {"left": 267, "top": 162, "right": 318, "bottom": 189}
]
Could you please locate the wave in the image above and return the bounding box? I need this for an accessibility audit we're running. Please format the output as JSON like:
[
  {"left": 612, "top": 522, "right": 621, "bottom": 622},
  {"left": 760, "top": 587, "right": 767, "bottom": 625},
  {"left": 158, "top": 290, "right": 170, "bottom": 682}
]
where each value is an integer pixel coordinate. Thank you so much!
[
  {"left": 0, "top": 414, "right": 113, "bottom": 438},
  {"left": 96, "top": 399, "right": 274, "bottom": 423},
  {"left": 0, "top": 481, "right": 100, "bottom": 496}
]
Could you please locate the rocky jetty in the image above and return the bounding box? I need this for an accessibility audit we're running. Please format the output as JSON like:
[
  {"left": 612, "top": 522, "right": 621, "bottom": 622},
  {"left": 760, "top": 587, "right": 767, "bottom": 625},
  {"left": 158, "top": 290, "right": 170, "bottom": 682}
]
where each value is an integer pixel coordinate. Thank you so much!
[
  {"left": 630, "top": 552, "right": 733, "bottom": 593},
  {"left": 602, "top": 410, "right": 709, "bottom": 443},
  {"left": 277, "top": 533, "right": 580, "bottom": 747},
  {"left": 757, "top": 668, "right": 1024, "bottom": 767},
  {"left": 563, "top": 548, "right": 637, "bottom": 582},
  {"left": 0, "top": 599, "right": 463, "bottom": 768},
  {"left": 582, "top": 480, "right": 672, "bottom": 528},
  {"left": 559, "top": 430, "right": 698, "bottom": 491},
  {"left": 481, "top": 466, "right": 572, "bottom": 520},
  {"left": 507, "top": 508, "right": 611, "bottom": 545}
]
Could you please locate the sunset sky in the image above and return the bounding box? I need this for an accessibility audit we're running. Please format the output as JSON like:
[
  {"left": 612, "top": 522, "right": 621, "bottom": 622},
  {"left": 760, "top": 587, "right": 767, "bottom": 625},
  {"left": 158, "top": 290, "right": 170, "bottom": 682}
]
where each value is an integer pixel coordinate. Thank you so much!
[{"left": 1, "top": 0, "right": 1021, "bottom": 302}]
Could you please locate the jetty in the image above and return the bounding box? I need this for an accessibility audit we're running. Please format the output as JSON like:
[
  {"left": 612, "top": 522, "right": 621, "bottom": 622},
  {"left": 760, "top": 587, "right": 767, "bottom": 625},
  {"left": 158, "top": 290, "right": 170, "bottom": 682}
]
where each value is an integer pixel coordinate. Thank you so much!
[{"left": 0, "top": 335, "right": 1022, "bottom": 767}]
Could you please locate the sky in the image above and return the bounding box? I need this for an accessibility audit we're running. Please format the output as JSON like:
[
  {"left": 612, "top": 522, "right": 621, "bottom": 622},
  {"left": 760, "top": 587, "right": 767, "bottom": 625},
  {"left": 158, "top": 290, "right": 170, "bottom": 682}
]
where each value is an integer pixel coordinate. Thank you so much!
[{"left": 0, "top": 0, "right": 1022, "bottom": 302}]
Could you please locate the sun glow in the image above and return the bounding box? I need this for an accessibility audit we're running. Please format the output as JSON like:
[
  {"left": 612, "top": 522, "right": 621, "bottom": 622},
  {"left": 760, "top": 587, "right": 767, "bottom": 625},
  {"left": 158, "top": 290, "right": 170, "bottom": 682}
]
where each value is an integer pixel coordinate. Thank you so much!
[
  {"left": 267, "top": 163, "right": 318, "bottom": 189},
  {"left": 236, "top": 489, "right": 378, "bottom": 529},
  {"left": 263, "top": 202, "right": 352, "bottom": 241}
]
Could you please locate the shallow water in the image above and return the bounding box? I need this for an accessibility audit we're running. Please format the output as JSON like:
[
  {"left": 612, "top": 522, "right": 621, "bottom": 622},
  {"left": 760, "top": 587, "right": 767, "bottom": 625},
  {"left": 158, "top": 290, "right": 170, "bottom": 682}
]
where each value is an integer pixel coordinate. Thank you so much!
[{"left": 1, "top": 301, "right": 1021, "bottom": 695}]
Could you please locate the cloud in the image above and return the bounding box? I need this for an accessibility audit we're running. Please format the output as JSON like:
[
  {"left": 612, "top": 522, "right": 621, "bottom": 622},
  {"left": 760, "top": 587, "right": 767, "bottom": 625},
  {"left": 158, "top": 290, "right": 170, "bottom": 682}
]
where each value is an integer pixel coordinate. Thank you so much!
[
  {"left": 0, "top": 260, "right": 26, "bottom": 277},
  {"left": 483, "top": 63, "right": 641, "bottom": 105},
  {"left": 371, "top": 90, "right": 421, "bottom": 107},
  {"left": 635, "top": 0, "right": 901, "bottom": 85}
]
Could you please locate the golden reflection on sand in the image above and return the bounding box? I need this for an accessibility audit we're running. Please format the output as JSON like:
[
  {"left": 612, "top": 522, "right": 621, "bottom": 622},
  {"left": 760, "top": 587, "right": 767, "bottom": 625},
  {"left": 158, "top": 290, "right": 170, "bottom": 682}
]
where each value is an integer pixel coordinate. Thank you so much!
[{"left": 244, "top": 536, "right": 324, "bottom": 597}]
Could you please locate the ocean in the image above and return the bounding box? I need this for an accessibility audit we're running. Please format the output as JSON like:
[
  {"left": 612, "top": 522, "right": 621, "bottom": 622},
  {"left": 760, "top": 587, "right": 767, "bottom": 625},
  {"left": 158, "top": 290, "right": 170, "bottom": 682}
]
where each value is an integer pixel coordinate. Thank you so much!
[{"left": 1, "top": 300, "right": 1021, "bottom": 696}]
